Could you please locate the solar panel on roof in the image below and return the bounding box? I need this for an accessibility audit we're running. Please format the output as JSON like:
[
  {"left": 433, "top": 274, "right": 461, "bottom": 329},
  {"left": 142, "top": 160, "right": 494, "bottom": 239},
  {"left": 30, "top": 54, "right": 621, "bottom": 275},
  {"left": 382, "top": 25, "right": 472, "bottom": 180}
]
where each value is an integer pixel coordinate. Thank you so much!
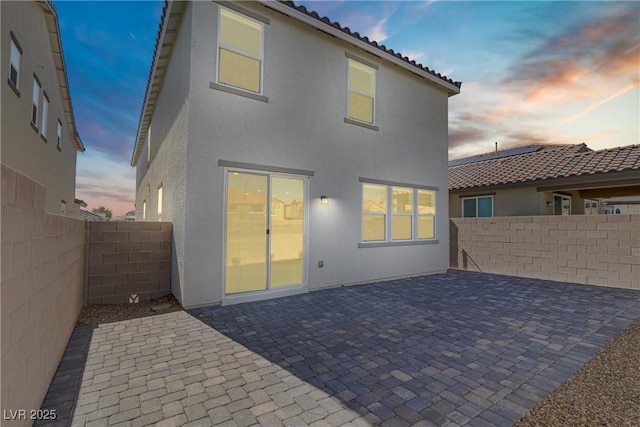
[{"left": 448, "top": 145, "right": 543, "bottom": 167}]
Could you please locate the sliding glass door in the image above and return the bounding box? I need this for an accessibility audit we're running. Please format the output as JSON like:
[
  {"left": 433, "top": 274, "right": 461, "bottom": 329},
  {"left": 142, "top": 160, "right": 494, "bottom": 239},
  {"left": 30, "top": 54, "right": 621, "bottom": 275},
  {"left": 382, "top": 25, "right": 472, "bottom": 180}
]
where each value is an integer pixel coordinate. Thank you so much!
[{"left": 225, "top": 171, "right": 306, "bottom": 295}]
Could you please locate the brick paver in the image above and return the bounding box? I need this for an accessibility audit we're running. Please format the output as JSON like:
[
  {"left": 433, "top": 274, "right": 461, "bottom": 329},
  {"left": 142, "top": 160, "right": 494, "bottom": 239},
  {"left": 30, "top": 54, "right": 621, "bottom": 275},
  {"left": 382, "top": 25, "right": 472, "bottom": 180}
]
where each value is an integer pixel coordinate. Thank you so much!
[{"left": 40, "top": 271, "right": 640, "bottom": 426}]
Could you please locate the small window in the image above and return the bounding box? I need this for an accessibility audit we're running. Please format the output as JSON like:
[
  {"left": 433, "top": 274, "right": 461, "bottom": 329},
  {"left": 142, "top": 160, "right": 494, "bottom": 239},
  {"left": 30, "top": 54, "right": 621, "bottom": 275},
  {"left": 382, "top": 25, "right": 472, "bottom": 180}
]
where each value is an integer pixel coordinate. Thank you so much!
[
  {"left": 362, "top": 184, "right": 386, "bottom": 241},
  {"left": 217, "top": 7, "right": 263, "bottom": 93},
  {"left": 9, "top": 35, "right": 21, "bottom": 89},
  {"left": 348, "top": 59, "right": 375, "bottom": 124},
  {"left": 41, "top": 95, "right": 49, "bottom": 140},
  {"left": 142, "top": 200, "right": 147, "bottom": 220},
  {"left": 462, "top": 196, "right": 493, "bottom": 218},
  {"left": 32, "top": 77, "right": 41, "bottom": 126},
  {"left": 56, "top": 120, "right": 62, "bottom": 150},
  {"left": 146, "top": 127, "right": 151, "bottom": 164},
  {"left": 60, "top": 200, "right": 66, "bottom": 214},
  {"left": 157, "top": 185, "right": 163, "bottom": 221}
]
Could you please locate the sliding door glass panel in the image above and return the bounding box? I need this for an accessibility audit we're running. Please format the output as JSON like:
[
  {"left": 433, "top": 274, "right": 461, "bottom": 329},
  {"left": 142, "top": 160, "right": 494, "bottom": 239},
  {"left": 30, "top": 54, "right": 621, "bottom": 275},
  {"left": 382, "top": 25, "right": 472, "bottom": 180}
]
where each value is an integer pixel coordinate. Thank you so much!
[
  {"left": 225, "top": 172, "right": 268, "bottom": 294},
  {"left": 270, "top": 177, "right": 304, "bottom": 287}
]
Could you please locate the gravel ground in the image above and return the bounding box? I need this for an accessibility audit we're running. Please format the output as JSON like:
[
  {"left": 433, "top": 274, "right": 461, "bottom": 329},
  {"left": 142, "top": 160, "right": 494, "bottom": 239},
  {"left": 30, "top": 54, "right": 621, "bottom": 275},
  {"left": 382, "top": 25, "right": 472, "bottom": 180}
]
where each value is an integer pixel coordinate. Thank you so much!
[
  {"left": 516, "top": 317, "right": 640, "bottom": 426},
  {"left": 75, "top": 294, "right": 183, "bottom": 326}
]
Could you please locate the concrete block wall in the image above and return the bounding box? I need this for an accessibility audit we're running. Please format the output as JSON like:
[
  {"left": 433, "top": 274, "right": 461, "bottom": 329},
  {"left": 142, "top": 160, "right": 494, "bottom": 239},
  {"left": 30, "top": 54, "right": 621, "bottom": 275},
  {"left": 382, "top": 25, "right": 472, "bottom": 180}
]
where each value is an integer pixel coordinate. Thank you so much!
[
  {"left": 450, "top": 215, "right": 640, "bottom": 289},
  {"left": 1, "top": 164, "right": 85, "bottom": 424},
  {"left": 86, "top": 221, "right": 172, "bottom": 304}
]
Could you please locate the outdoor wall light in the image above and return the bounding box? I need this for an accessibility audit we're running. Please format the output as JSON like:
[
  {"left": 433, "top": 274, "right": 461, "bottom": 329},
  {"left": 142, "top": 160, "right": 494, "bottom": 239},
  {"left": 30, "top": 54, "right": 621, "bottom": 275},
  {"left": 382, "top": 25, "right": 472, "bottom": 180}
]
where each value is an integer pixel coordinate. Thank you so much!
[
  {"left": 321, "top": 196, "right": 329, "bottom": 205},
  {"left": 546, "top": 201, "right": 553, "bottom": 207}
]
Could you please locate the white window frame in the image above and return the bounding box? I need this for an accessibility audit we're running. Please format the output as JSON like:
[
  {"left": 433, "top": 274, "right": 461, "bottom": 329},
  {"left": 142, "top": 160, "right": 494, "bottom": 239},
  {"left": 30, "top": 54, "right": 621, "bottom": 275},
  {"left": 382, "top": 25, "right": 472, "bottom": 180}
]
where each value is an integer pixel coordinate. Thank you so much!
[
  {"left": 391, "top": 186, "right": 413, "bottom": 241},
  {"left": 360, "top": 181, "right": 438, "bottom": 245},
  {"left": 462, "top": 195, "right": 493, "bottom": 218},
  {"left": 9, "top": 34, "right": 21, "bottom": 90},
  {"left": 31, "top": 77, "right": 41, "bottom": 127},
  {"left": 56, "top": 120, "right": 62, "bottom": 150},
  {"left": 41, "top": 93, "right": 49, "bottom": 140},
  {"left": 361, "top": 183, "right": 387, "bottom": 242},
  {"left": 417, "top": 189, "right": 437, "bottom": 240},
  {"left": 216, "top": 6, "right": 265, "bottom": 95},
  {"left": 553, "top": 193, "right": 571, "bottom": 216},
  {"left": 347, "top": 58, "right": 376, "bottom": 125}
]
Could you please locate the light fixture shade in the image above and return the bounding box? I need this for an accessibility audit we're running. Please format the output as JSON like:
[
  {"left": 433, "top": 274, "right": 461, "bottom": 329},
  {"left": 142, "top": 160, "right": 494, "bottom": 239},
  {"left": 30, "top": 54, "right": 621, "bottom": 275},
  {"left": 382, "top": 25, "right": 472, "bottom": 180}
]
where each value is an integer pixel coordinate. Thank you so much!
[{"left": 321, "top": 196, "right": 329, "bottom": 205}]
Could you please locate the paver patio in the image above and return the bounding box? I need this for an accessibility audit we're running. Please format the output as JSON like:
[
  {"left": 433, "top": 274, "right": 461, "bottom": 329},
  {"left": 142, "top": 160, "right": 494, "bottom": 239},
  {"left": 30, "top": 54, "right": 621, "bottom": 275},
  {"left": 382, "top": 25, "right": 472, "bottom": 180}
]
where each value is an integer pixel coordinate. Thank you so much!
[{"left": 41, "top": 271, "right": 640, "bottom": 426}]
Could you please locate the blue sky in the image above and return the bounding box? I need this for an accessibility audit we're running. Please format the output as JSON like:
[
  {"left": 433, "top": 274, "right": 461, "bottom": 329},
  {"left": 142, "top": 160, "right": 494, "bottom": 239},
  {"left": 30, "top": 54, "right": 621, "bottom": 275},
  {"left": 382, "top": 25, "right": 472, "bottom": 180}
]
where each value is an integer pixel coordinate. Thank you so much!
[{"left": 55, "top": 1, "right": 640, "bottom": 215}]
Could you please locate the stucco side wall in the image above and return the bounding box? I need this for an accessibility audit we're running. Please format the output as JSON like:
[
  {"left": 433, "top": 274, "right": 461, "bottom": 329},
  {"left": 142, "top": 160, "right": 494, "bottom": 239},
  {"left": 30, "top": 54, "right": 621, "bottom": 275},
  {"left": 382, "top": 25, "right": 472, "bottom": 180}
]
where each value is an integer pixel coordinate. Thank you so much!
[
  {"left": 135, "top": 3, "right": 192, "bottom": 305},
  {"left": 1, "top": 165, "right": 84, "bottom": 424},
  {"left": 1, "top": 2, "right": 79, "bottom": 217},
  {"left": 180, "top": 2, "right": 450, "bottom": 307},
  {"left": 450, "top": 215, "right": 640, "bottom": 289}
]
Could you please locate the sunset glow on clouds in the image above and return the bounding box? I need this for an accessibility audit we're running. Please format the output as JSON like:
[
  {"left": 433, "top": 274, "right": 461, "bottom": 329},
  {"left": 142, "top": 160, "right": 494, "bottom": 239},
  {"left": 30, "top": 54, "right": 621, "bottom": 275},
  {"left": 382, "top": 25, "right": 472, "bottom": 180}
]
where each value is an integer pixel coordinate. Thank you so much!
[{"left": 55, "top": 1, "right": 639, "bottom": 216}]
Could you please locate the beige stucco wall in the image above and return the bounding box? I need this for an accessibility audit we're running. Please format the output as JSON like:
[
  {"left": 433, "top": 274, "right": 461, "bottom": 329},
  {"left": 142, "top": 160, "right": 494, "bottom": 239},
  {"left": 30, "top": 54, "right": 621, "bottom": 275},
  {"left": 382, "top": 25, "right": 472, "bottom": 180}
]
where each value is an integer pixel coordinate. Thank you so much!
[
  {"left": 1, "top": 1, "right": 80, "bottom": 217},
  {"left": 450, "top": 186, "right": 586, "bottom": 217},
  {"left": 1, "top": 165, "right": 85, "bottom": 424},
  {"left": 450, "top": 215, "right": 640, "bottom": 289}
]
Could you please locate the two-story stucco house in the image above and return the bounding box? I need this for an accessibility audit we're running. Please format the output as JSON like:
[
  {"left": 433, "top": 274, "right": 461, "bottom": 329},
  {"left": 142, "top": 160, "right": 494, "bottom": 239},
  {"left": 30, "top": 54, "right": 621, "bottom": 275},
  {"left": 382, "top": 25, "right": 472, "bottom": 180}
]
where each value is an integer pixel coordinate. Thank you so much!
[
  {"left": 131, "top": 0, "right": 461, "bottom": 307},
  {"left": 1, "top": 0, "right": 85, "bottom": 217}
]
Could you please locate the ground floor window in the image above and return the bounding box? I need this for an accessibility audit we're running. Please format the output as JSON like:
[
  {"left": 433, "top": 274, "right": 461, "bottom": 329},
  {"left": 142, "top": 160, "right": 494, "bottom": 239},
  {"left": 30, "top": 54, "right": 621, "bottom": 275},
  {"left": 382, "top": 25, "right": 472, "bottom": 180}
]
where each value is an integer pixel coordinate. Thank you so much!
[
  {"left": 553, "top": 194, "right": 571, "bottom": 215},
  {"left": 462, "top": 195, "right": 493, "bottom": 218},
  {"left": 361, "top": 181, "right": 436, "bottom": 243}
]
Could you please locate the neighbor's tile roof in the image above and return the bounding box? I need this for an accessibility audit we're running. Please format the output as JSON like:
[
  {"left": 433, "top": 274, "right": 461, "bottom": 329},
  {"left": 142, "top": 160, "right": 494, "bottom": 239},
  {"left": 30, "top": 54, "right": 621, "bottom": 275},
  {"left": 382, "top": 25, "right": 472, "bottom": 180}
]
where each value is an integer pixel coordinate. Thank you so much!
[{"left": 449, "top": 144, "right": 640, "bottom": 190}]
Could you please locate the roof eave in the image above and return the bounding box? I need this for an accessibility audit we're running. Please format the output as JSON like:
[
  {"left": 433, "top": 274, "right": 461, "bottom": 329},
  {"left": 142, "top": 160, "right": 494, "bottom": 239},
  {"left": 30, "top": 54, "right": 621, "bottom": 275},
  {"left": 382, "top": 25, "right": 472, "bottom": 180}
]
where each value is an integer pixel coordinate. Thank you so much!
[
  {"left": 131, "top": 1, "right": 185, "bottom": 167},
  {"left": 40, "top": 1, "right": 85, "bottom": 153},
  {"left": 260, "top": 1, "right": 461, "bottom": 97}
]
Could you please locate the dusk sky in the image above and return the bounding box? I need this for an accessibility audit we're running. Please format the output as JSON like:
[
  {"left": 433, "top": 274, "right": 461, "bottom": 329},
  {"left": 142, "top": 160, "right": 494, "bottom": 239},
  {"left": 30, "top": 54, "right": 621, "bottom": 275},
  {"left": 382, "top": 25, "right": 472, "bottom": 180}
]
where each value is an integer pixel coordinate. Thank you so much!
[{"left": 55, "top": 1, "right": 640, "bottom": 216}]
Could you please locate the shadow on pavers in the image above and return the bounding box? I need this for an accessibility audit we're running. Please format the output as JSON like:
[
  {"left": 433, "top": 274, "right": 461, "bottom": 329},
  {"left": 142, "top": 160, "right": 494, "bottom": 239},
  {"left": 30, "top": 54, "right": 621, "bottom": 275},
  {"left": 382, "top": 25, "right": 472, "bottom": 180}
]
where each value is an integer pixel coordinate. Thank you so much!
[{"left": 34, "top": 326, "right": 95, "bottom": 427}]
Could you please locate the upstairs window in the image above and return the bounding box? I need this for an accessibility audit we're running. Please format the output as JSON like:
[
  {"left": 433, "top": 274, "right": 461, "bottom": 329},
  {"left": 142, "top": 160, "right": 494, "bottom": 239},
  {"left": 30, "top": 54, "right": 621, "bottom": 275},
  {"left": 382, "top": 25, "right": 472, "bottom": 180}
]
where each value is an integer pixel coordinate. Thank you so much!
[
  {"left": 32, "top": 77, "right": 41, "bottom": 127},
  {"left": 9, "top": 34, "right": 21, "bottom": 89},
  {"left": 348, "top": 59, "right": 375, "bottom": 124},
  {"left": 56, "top": 120, "right": 62, "bottom": 150},
  {"left": 462, "top": 196, "right": 493, "bottom": 218},
  {"left": 41, "top": 94, "right": 49, "bottom": 140},
  {"left": 218, "top": 7, "right": 263, "bottom": 94},
  {"left": 142, "top": 200, "right": 147, "bottom": 220}
]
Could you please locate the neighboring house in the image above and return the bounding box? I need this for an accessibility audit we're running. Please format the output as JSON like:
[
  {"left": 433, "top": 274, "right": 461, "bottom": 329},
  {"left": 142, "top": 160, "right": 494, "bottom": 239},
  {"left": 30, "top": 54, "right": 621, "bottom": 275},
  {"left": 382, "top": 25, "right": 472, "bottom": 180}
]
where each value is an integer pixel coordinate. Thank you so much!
[
  {"left": 130, "top": 0, "right": 461, "bottom": 307},
  {"left": 124, "top": 210, "right": 136, "bottom": 221},
  {"left": 80, "top": 209, "right": 108, "bottom": 221},
  {"left": 449, "top": 144, "right": 640, "bottom": 217},
  {"left": 1, "top": 0, "right": 85, "bottom": 217}
]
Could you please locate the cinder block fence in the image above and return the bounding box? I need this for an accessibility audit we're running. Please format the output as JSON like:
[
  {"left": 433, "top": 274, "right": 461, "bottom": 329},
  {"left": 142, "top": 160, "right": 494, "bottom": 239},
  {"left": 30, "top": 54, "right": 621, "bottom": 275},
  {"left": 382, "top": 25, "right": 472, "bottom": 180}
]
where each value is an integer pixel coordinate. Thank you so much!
[
  {"left": 1, "top": 165, "right": 85, "bottom": 425},
  {"left": 86, "top": 221, "right": 172, "bottom": 304},
  {"left": 450, "top": 215, "right": 640, "bottom": 289}
]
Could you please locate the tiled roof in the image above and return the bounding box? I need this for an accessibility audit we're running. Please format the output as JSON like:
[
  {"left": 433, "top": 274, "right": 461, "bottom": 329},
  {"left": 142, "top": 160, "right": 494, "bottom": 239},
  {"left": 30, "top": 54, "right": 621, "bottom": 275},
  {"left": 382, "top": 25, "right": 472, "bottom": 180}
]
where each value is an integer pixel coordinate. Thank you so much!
[
  {"left": 449, "top": 144, "right": 640, "bottom": 191},
  {"left": 279, "top": 1, "right": 461, "bottom": 89}
]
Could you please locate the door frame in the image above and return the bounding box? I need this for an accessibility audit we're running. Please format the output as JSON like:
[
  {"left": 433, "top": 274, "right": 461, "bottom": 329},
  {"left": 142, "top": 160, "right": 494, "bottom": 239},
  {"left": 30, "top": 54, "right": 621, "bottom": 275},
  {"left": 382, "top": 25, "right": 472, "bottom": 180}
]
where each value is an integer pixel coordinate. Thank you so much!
[{"left": 222, "top": 167, "right": 309, "bottom": 305}]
